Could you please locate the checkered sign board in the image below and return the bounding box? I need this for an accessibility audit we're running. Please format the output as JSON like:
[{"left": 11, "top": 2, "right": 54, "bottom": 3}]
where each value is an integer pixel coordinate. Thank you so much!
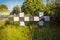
[{"left": 9, "top": 12, "right": 50, "bottom": 26}]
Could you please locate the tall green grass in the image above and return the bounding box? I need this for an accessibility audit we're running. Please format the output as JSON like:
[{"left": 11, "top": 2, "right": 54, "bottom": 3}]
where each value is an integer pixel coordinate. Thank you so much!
[{"left": 0, "top": 19, "right": 60, "bottom": 40}]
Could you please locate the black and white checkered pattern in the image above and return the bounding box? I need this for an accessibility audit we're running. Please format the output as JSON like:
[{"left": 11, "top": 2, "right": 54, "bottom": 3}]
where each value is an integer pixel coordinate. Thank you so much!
[{"left": 8, "top": 12, "right": 50, "bottom": 26}]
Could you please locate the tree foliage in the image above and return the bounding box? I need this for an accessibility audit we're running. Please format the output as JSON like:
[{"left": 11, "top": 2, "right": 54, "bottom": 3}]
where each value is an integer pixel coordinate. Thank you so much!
[
  {"left": 11, "top": 5, "right": 20, "bottom": 15},
  {"left": 21, "top": 0, "right": 44, "bottom": 16},
  {"left": 44, "top": 0, "right": 56, "bottom": 15},
  {"left": 0, "top": 4, "right": 8, "bottom": 12}
]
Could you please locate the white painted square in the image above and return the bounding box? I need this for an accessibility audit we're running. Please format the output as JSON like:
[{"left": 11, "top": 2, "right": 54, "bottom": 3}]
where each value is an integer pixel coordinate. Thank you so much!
[
  {"left": 34, "top": 16, "right": 39, "bottom": 21},
  {"left": 39, "top": 21, "right": 44, "bottom": 26},
  {"left": 39, "top": 12, "right": 44, "bottom": 17},
  {"left": 44, "top": 16, "right": 50, "bottom": 21},
  {"left": 24, "top": 17, "right": 29, "bottom": 21},
  {"left": 20, "top": 12, "right": 24, "bottom": 17},
  {"left": 14, "top": 17, "right": 19, "bottom": 21},
  {"left": 20, "top": 21, "right": 25, "bottom": 26}
]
